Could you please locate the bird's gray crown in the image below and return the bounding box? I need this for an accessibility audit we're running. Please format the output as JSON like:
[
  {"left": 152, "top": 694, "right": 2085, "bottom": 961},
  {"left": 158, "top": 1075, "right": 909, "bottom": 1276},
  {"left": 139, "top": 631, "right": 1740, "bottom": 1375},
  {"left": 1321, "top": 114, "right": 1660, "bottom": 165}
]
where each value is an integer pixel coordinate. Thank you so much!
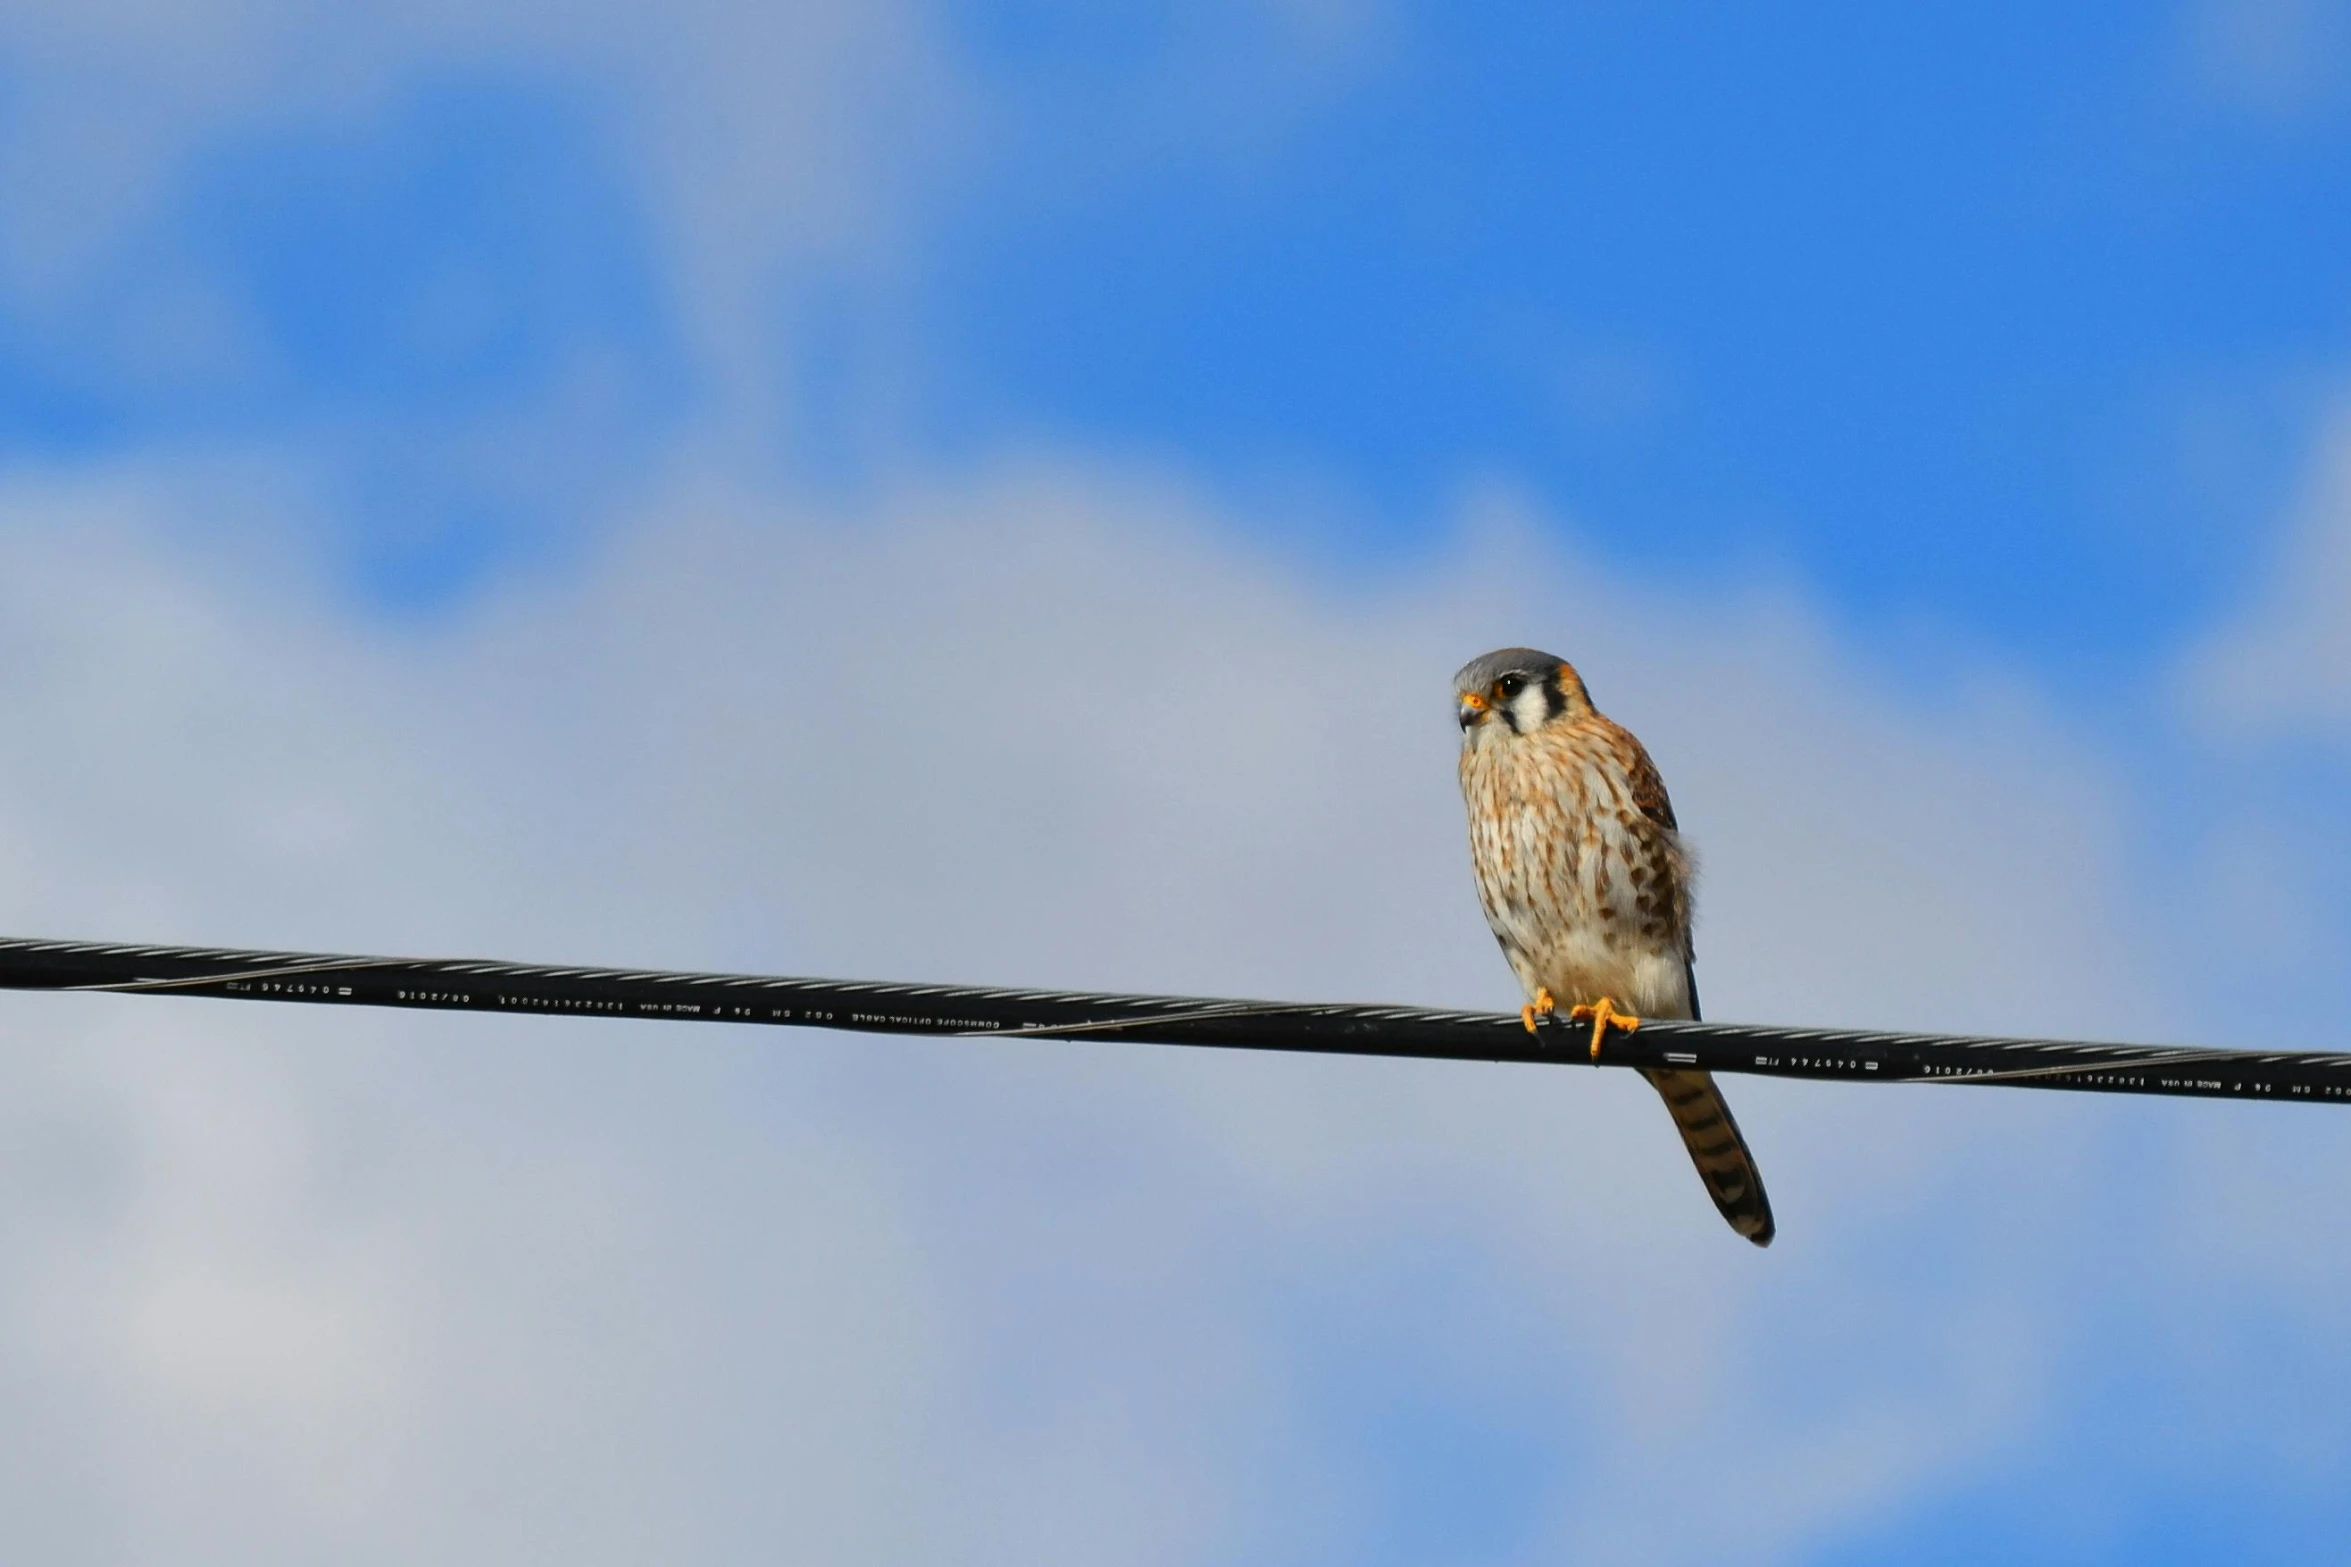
[{"left": 1453, "top": 647, "right": 1566, "bottom": 695}]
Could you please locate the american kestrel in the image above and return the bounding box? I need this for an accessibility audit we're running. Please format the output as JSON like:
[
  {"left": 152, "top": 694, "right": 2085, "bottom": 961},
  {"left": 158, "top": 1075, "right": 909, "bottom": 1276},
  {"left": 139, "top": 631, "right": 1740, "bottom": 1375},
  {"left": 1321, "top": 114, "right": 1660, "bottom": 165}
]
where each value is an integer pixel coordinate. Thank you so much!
[{"left": 1455, "top": 648, "right": 1774, "bottom": 1246}]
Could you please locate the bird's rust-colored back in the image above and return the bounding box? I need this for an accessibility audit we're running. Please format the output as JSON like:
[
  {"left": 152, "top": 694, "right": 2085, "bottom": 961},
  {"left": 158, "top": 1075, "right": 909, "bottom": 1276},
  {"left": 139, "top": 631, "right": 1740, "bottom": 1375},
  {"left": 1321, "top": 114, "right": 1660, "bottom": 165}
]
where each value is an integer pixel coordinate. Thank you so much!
[{"left": 1455, "top": 650, "right": 1774, "bottom": 1245}]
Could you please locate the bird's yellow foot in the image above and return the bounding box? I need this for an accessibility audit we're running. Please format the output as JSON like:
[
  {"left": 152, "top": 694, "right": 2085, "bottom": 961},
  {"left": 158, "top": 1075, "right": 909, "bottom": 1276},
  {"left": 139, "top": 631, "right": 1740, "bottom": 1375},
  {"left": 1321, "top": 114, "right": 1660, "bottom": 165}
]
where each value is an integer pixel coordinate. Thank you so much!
[
  {"left": 1520, "top": 988, "right": 1558, "bottom": 1035},
  {"left": 1567, "top": 997, "right": 1641, "bottom": 1060}
]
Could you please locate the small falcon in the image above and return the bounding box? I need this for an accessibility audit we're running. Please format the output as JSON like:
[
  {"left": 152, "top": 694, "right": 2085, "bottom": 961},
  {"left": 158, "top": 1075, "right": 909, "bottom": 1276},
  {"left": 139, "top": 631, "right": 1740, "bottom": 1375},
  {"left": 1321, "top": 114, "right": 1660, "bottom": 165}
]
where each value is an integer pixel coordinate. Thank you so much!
[{"left": 1455, "top": 648, "right": 1774, "bottom": 1246}]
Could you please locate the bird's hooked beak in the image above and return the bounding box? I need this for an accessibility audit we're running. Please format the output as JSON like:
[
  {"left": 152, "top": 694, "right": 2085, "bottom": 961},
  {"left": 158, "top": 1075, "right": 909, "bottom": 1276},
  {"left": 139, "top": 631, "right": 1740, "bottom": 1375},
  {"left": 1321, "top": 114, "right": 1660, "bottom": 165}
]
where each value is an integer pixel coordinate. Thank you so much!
[{"left": 1457, "top": 691, "right": 1489, "bottom": 731}]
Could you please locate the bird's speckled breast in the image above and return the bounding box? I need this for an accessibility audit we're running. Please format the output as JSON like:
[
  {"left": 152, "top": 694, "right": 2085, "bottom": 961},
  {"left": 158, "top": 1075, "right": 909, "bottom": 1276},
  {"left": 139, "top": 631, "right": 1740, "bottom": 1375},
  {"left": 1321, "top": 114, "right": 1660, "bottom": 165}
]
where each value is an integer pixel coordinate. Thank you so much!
[{"left": 1458, "top": 717, "right": 1695, "bottom": 1019}]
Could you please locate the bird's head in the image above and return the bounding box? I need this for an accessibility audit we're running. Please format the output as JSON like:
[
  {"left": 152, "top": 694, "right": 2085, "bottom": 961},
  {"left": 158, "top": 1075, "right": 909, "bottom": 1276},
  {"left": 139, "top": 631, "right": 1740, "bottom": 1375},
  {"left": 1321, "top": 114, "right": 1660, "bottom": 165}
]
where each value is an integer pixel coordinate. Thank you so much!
[{"left": 1454, "top": 647, "right": 1594, "bottom": 738}]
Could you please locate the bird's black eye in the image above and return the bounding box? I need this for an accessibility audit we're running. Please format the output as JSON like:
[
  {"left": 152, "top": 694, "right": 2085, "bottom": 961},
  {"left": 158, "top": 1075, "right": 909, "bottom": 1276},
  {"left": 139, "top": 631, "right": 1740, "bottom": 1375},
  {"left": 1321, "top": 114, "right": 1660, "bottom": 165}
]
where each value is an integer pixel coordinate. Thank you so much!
[{"left": 1497, "top": 675, "right": 1524, "bottom": 698}]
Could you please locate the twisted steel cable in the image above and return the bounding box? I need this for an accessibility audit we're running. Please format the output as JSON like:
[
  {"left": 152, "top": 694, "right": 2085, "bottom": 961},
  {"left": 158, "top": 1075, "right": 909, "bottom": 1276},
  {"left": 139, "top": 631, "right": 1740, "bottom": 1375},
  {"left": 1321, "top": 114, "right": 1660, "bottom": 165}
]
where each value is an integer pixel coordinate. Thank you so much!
[{"left": 0, "top": 933, "right": 2340, "bottom": 1105}]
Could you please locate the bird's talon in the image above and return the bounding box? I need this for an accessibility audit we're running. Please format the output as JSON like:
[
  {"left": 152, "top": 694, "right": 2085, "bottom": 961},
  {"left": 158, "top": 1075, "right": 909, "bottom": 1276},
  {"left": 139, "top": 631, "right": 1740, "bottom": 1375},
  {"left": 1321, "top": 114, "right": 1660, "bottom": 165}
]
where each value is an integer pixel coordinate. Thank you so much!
[
  {"left": 1520, "top": 987, "right": 1558, "bottom": 1036},
  {"left": 1566, "top": 997, "right": 1641, "bottom": 1060}
]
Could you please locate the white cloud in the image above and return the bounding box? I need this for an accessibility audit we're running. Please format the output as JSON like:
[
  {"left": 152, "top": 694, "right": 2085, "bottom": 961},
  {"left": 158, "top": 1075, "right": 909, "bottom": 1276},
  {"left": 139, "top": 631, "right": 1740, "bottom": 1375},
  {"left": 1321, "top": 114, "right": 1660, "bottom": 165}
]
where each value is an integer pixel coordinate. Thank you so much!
[
  {"left": 0, "top": 449, "right": 2245, "bottom": 1564},
  {"left": 0, "top": 0, "right": 960, "bottom": 285},
  {"left": 0, "top": 0, "right": 1390, "bottom": 445}
]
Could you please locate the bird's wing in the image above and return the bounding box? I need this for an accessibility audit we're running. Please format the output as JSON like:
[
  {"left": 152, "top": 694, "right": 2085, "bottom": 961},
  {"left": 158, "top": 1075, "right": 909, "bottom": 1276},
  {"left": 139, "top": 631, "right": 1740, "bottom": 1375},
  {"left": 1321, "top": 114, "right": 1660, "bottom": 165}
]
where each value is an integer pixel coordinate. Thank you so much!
[
  {"left": 1613, "top": 724, "right": 1696, "bottom": 967},
  {"left": 1639, "top": 1067, "right": 1775, "bottom": 1247},
  {"left": 1619, "top": 730, "right": 1679, "bottom": 831}
]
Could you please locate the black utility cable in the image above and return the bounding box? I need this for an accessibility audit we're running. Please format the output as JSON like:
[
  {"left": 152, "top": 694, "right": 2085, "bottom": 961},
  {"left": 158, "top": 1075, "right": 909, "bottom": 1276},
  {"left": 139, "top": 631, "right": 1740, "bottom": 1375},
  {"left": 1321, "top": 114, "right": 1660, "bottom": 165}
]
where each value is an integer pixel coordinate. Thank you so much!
[{"left": 0, "top": 933, "right": 2344, "bottom": 1105}]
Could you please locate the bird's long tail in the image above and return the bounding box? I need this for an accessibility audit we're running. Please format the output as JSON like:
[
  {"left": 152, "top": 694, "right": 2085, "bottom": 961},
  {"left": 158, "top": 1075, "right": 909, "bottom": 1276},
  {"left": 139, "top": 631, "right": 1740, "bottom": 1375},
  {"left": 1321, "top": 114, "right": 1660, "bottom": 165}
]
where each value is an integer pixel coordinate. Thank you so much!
[{"left": 1639, "top": 1068, "right": 1775, "bottom": 1247}]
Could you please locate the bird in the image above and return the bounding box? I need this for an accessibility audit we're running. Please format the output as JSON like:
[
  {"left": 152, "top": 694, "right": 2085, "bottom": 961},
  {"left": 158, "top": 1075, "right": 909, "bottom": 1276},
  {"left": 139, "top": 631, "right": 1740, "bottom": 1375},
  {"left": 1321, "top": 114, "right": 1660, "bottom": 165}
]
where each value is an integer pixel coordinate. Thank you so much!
[{"left": 1454, "top": 647, "right": 1774, "bottom": 1246}]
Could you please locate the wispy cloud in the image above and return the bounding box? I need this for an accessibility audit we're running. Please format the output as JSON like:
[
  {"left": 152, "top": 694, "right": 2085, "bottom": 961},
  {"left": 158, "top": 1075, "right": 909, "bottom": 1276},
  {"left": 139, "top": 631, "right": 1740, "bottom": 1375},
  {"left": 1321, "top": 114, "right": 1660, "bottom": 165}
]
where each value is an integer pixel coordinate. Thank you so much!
[
  {"left": 2186, "top": 395, "right": 2351, "bottom": 733},
  {"left": 2180, "top": 0, "right": 2351, "bottom": 121},
  {"left": 0, "top": 450, "right": 2245, "bottom": 1562}
]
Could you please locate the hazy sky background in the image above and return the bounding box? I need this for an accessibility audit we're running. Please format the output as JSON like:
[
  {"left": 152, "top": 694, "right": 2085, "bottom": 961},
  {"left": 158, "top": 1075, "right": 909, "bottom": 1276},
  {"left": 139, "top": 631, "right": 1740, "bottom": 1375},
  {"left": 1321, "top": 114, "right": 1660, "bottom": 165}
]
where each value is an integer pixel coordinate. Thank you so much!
[{"left": 1, "top": 2, "right": 2350, "bottom": 1562}]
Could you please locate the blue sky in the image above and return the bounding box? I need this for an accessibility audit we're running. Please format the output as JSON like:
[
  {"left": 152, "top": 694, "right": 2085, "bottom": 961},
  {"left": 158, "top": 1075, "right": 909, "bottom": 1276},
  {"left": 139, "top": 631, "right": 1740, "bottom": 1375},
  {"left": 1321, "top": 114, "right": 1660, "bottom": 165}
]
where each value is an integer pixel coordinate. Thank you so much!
[
  {"left": 924, "top": 2, "right": 2351, "bottom": 670},
  {"left": 1, "top": 3, "right": 2350, "bottom": 1564},
  {"left": 7, "top": 2, "right": 2344, "bottom": 661}
]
